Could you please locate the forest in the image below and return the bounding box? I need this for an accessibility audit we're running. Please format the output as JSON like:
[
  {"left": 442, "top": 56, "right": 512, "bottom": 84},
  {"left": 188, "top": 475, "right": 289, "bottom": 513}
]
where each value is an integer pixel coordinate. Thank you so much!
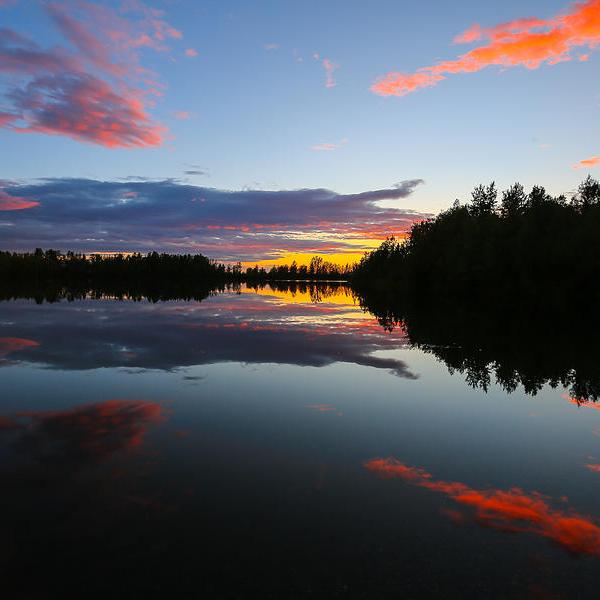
[
  {"left": 352, "top": 176, "right": 600, "bottom": 311},
  {"left": 352, "top": 175, "right": 600, "bottom": 402},
  {"left": 0, "top": 249, "right": 351, "bottom": 301}
]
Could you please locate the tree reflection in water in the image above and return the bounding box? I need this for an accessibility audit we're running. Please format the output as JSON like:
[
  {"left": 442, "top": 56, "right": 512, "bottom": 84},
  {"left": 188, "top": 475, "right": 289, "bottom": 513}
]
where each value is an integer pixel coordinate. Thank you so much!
[{"left": 357, "top": 289, "right": 600, "bottom": 403}]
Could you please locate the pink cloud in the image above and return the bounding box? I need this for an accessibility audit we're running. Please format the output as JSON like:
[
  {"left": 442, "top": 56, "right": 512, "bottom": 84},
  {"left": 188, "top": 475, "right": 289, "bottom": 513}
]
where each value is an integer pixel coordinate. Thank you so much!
[
  {"left": 12, "top": 74, "right": 165, "bottom": 147},
  {"left": 0, "top": 112, "right": 17, "bottom": 126},
  {"left": 311, "top": 138, "right": 348, "bottom": 152},
  {"left": 185, "top": 48, "right": 198, "bottom": 57},
  {"left": 573, "top": 156, "right": 600, "bottom": 169},
  {"left": 372, "top": 0, "right": 600, "bottom": 97},
  {"left": 0, "top": 0, "right": 181, "bottom": 147},
  {"left": 314, "top": 53, "right": 339, "bottom": 88},
  {"left": 0, "top": 189, "right": 39, "bottom": 211},
  {"left": 173, "top": 110, "right": 191, "bottom": 120},
  {"left": 323, "top": 58, "right": 338, "bottom": 88}
]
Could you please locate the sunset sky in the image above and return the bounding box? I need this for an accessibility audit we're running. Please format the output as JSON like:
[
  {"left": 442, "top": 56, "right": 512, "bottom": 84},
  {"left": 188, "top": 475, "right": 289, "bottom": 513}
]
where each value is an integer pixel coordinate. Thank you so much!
[{"left": 1, "top": 0, "right": 599, "bottom": 265}]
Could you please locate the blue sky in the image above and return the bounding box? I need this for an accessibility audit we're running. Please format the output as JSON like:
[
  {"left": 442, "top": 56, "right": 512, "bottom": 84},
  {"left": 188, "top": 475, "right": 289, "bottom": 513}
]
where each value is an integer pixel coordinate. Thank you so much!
[{"left": 1, "top": 0, "right": 599, "bottom": 261}]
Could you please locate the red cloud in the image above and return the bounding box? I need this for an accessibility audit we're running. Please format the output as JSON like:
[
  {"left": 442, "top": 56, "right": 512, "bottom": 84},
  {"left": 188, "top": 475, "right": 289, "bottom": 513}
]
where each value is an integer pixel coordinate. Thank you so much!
[
  {"left": 372, "top": 0, "right": 600, "bottom": 96},
  {"left": 574, "top": 156, "right": 600, "bottom": 169},
  {"left": 0, "top": 189, "right": 39, "bottom": 210},
  {"left": 0, "top": 337, "right": 40, "bottom": 357},
  {"left": 365, "top": 457, "right": 600, "bottom": 556},
  {"left": 0, "top": 1, "right": 179, "bottom": 147}
]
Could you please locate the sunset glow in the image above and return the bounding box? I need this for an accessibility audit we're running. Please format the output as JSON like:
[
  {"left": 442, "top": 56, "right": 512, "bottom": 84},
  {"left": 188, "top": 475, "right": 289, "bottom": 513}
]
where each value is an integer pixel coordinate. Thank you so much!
[{"left": 0, "top": 0, "right": 598, "bottom": 263}]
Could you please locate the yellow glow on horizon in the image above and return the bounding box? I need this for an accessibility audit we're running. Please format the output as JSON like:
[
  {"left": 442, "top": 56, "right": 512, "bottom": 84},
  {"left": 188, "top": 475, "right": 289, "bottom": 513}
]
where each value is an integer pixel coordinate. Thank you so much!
[
  {"left": 241, "top": 284, "right": 358, "bottom": 306},
  {"left": 240, "top": 236, "right": 394, "bottom": 269}
]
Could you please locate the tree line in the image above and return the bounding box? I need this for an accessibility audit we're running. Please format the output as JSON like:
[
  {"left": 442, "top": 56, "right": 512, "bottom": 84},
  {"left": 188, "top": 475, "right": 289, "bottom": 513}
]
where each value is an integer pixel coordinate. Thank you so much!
[
  {"left": 352, "top": 175, "right": 600, "bottom": 310},
  {"left": 0, "top": 249, "right": 351, "bottom": 300}
]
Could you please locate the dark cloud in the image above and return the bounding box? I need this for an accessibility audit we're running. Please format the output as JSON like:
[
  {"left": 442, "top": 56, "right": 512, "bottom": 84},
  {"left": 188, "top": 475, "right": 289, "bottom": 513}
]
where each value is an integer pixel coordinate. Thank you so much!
[
  {"left": 183, "top": 170, "right": 209, "bottom": 176},
  {"left": 0, "top": 178, "right": 427, "bottom": 261}
]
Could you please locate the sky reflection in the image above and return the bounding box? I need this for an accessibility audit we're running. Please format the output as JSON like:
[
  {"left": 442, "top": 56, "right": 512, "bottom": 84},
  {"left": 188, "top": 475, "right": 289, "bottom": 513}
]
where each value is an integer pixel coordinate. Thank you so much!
[
  {"left": 0, "top": 285, "right": 415, "bottom": 377},
  {"left": 1, "top": 285, "right": 600, "bottom": 597}
]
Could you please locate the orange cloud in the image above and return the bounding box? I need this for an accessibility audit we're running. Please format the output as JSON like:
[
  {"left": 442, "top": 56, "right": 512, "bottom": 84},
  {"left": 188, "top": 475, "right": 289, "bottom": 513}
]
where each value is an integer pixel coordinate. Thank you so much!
[
  {"left": 574, "top": 156, "right": 600, "bottom": 169},
  {"left": 365, "top": 457, "right": 600, "bottom": 555},
  {"left": 0, "top": 189, "right": 39, "bottom": 210},
  {"left": 586, "top": 464, "right": 600, "bottom": 472},
  {"left": 372, "top": 0, "right": 600, "bottom": 96}
]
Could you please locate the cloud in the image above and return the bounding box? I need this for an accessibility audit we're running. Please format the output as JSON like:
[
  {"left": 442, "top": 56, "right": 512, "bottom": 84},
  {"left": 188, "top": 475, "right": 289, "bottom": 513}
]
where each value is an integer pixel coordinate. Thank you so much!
[
  {"left": 9, "top": 73, "right": 166, "bottom": 147},
  {"left": 185, "top": 47, "right": 198, "bottom": 57},
  {"left": 183, "top": 169, "right": 208, "bottom": 176},
  {"left": 264, "top": 43, "right": 279, "bottom": 51},
  {"left": 173, "top": 110, "right": 191, "bottom": 120},
  {"left": 372, "top": 0, "right": 600, "bottom": 97},
  {"left": 313, "top": 53, "right": 339, "bottom": 88},
  {"left": 574, "top": 156, "right": 600, "bottom": 169},
  {"left": 0, "top": 0, "right": 180, "bottom": 146},
  {"left": 0, "top": 188, "right": 39, "bottom": 211},
  {"left": 365, "top": 457, "right": 600, "bottom": 556},
  {"left": 0, "top": 178, "right": 426, "bottom": 261},
  {"left": 311, "top": 138, "right": 348, "bottom": 152}
]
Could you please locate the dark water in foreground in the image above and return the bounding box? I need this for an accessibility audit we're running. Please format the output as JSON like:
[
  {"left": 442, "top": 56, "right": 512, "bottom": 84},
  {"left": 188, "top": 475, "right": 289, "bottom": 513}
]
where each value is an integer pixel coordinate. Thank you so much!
[{"left": 1, "top": 284, "right": 600, "bottom": 598}]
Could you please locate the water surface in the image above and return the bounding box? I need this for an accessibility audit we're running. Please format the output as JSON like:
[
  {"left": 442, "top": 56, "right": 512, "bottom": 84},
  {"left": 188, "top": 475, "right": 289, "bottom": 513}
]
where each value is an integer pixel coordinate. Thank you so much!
[{"left": 1, "top": 284, "right": 600, "bottom": 598}]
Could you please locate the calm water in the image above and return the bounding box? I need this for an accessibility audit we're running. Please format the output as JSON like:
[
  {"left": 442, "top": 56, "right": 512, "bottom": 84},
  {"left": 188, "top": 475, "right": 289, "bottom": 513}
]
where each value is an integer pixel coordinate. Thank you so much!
[{"left": 1, "top": 284, "right": 600, "bottom": 598}]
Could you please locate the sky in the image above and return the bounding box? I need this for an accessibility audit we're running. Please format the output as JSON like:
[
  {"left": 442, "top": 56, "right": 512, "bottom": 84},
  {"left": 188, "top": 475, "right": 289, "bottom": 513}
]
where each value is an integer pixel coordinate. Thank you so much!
[{"left": 0, "top": 0, "right": 599, "bottom": 265}]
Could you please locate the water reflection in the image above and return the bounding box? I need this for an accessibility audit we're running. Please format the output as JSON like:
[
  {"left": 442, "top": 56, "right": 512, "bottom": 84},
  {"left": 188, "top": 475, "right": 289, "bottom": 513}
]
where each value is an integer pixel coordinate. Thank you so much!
[
  {"left": 0, "top": 284, "right": 416, "bottom": 377},
  {"left": 0, "top": 400, "right": 165, "bottom": 467},
  {"left": 365, "top": 457, "right": 600, "bottom": 556},
  {"left": 358, "top": 291, "right": 600, "bottom": 402},
  {"left": 2, "top": 284, "right": 600, "bottom": 597}
]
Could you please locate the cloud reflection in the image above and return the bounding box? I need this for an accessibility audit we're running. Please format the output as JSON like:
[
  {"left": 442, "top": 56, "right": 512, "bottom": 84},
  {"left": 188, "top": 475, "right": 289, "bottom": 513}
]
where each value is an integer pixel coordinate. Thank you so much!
[
  {"left": 0, "top": 286, "right": 416, "bottom": 377},
  {"left": 0, "top": 399, "right": 165, "bottom": 467},
  {"left": 365, "top": 457, "right": 600, "bottom": 556}
]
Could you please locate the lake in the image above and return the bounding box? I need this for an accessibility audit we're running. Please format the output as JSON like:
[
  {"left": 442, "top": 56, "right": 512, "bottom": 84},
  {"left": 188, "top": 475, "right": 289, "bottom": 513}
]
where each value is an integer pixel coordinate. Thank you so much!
[{"left": 1, "top": 283, "right": 599, "bottom": 598}]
